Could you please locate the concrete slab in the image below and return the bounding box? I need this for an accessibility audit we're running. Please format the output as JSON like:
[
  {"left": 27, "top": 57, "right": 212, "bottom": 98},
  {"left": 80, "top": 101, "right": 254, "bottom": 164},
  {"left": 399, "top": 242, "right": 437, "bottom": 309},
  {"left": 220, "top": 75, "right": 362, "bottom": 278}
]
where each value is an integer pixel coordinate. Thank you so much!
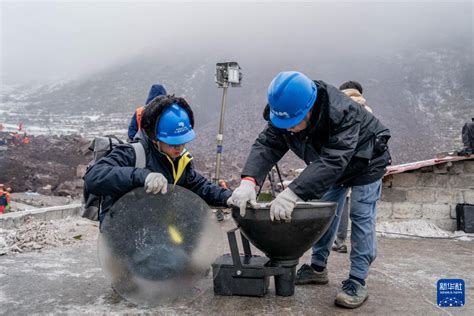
[
  {"left": 10, "top": 193, "right": 78, "bottom": 208},
  {"left": 1, "top": 222, "right": 473, "bottom": 315},
  {"left": 8, "top": 201, "right": 38, "bottom": 212},
  {"left": 0, "top": 204, "right": 82, "bottom": 229}
]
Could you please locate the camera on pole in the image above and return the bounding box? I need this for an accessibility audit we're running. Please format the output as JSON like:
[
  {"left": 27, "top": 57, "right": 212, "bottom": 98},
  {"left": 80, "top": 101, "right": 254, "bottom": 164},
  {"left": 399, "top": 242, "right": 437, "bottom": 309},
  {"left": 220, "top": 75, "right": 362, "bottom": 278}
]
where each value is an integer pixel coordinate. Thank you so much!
[
  {"left": 213, "top": 62, "right": 242, "bottom": 184},
  {"left": 215, "top": 62, "right": 242, "bottom": 88},
  {"left": 213, "top": 62, "right": 242, "bottom": 221}
]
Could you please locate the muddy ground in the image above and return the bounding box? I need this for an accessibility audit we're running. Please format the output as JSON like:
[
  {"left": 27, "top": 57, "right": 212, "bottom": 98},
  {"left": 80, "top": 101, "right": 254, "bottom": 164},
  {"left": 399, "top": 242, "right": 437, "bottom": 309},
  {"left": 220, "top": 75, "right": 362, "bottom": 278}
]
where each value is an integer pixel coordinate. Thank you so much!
[{"left": 0, "top": 132, "right": 90, "bottom": 197}]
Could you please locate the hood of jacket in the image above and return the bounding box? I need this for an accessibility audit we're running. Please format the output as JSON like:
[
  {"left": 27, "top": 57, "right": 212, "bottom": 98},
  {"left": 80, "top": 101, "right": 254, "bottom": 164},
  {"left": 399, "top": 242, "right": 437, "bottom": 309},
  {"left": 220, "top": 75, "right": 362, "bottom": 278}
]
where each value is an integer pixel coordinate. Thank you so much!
[{"left": 145, "top": 84, "right": 167, "bottom": 105}]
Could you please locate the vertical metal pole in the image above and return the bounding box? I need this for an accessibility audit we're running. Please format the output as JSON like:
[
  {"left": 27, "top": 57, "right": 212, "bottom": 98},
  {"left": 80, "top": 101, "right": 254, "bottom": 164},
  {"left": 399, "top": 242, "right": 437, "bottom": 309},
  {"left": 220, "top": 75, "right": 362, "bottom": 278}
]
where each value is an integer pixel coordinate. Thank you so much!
[
  {"left": 215, "top": 82, "right": 228, "bottom": 183},
  {"left": 268, "top": 169, "right": 276, "bottom": 198}
]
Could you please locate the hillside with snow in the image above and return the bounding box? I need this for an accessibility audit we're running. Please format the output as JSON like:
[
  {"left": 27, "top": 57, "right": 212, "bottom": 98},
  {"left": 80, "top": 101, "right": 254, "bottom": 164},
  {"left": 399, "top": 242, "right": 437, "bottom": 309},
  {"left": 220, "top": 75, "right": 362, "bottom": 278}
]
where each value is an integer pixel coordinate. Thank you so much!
[{"left": 1, "top": 48, "right": 472, "bottom": 181}]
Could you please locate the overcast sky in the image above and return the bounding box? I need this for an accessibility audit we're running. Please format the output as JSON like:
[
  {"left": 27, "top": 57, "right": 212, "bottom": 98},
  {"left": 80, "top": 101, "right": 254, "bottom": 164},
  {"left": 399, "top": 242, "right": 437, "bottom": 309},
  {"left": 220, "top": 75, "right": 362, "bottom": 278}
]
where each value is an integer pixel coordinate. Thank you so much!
[{"left": 1, "top": 0, "right": 472, "bottom": 84}]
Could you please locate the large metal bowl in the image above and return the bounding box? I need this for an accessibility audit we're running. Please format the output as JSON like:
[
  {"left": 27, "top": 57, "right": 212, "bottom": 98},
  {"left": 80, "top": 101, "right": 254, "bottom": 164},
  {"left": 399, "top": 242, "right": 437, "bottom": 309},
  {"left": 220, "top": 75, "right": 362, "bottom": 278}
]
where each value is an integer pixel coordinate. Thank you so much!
[{"left": 232, "top": 201, "right": 337, "bottom": 264}]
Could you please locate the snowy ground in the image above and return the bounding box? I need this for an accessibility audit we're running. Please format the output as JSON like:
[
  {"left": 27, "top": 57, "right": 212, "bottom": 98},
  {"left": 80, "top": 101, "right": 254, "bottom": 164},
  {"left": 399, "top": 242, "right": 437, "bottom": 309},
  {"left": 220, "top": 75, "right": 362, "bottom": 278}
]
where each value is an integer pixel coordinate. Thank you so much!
[
  {"left": 0, "top": 85, "right": 129, "bottom": 139},
  {"left": 1, "top": 216, "right": 473, "bottom": 314},
  {"left": 377, "top": 219, "right": 474, "bottom": 241}
]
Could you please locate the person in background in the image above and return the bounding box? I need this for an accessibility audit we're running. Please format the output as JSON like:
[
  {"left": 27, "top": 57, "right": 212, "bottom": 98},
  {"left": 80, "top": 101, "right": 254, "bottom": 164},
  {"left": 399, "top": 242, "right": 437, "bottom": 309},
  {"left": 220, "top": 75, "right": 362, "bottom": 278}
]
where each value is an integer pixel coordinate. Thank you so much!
[
  {"left": 332, "top": 81, "right": 374, "bottom": 253},
  {"left": 22, "top": 133, "right": 30, "bottom": 145},
  {"left": 460, "top": 118, "right": 474, "bottom": 155},
  {"left": 0, "top": 184, "right": 7, "bottom": 215},
  {"left": 128, "top": 84, "right": 167, "bottom": 141},
  {"left": 5, "top": 187, "right": 11, "bottom": 213}
]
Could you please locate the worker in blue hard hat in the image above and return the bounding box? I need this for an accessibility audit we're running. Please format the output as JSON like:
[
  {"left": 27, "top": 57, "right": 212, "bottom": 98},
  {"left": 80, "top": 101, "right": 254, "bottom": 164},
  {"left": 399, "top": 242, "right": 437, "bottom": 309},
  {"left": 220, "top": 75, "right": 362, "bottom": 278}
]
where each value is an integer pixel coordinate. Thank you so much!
[
  {"left": 85, "top": 95, "right": 232, "bottom": 222},
  {"left": 229, "top": 71, "right": 391, "bottom": 309},
  {"left": 85, "top": 95, "right": 232, "bottom": 282}
]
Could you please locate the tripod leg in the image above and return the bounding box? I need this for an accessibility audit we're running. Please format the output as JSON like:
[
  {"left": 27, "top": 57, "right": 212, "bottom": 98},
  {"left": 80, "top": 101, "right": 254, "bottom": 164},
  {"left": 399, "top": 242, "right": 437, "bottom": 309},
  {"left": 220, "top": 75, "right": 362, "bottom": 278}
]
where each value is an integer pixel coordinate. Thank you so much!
[{"left": 274, "top": 163, "right": 285, "bottom": 190}]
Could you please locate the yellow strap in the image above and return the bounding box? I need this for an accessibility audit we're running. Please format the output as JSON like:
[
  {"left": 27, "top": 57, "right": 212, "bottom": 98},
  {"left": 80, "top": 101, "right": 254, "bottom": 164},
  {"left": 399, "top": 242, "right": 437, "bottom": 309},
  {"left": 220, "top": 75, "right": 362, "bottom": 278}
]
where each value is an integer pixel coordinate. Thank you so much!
[{"left": 165, "top": 150, "right": 193, "bottom": 185}]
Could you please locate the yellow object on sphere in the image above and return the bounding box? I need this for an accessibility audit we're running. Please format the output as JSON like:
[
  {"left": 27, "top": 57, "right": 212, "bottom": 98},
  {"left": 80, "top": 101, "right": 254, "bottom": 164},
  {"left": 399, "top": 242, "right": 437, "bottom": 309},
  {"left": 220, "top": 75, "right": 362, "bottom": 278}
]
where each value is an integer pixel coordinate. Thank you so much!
[{"left": 168, "top": 225, "right": 183, "bottom": 244}]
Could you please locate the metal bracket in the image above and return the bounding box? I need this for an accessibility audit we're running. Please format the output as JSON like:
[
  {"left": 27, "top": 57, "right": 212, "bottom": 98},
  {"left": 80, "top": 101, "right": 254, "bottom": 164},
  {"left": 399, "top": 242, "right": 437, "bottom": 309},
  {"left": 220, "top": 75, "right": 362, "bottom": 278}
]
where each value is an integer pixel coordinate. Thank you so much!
[{"left": 226, "top": 227, "right": 285, "bottom": 277}]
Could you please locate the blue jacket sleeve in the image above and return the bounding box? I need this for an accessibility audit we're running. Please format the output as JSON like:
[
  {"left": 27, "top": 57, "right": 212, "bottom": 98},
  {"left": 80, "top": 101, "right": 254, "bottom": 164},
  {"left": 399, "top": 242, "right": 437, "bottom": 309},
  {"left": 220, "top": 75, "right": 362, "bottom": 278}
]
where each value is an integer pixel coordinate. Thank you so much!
[
  {"left": 128, "top": 112, "right": 138, "bottom": 140},
  {"left": 84, "top": 145, "right": 150, "bottom": 198},
  {"left": 183, "top": 163, "right": 232, "bottom": 207}
]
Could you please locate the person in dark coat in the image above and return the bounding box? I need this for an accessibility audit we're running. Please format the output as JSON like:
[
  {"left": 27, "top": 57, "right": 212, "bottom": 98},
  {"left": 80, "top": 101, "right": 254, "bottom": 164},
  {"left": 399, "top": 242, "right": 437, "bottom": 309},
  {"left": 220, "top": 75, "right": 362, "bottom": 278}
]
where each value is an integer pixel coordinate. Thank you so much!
[
  {"left": 127, "top": 84, "right": 167, "bottom": 141},
  {"left": 85, "top": 95, "right": 232, "bottom": 223},
  {"left": 461, "top": 118, "right": 474, "bottom": 155},
  {"left": 229, "top": 71, "right": 391, "bottom": 309}
]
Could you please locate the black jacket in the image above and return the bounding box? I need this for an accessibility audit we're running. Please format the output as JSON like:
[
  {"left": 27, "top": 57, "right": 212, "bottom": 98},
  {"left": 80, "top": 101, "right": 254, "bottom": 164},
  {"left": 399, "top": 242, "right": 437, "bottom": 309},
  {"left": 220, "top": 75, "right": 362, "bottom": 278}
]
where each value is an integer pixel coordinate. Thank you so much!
[
  {"left": 462, "top": 119, "right": 474, "bottom": 149},
  {"left": 84, "top": 135, "right": 231, "bottom": 221},
  {"left": 242, "top": 80, "right": 391, "bottom": 201}
]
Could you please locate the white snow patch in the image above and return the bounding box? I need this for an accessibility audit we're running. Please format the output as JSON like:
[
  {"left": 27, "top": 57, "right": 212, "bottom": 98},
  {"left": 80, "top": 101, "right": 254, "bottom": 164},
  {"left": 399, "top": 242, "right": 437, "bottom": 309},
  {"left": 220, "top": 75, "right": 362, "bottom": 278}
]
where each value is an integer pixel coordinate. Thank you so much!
[
  {"left": 0, "top": 229, "right": 17, "bottom": 255},
  {"left": 377, "top": 220, "right": 474, "bottom": 240},
  {"left": 84, "top": 115, "right": 101, "bottom": 122}
]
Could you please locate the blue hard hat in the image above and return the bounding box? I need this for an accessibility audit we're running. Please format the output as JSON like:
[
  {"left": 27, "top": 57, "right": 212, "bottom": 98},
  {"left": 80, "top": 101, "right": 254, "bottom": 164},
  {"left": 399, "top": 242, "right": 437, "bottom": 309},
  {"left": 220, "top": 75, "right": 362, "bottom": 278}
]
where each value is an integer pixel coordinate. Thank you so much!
[
  {"left": 156, "top": 104, "right": 196, "bottom": 145},
  {"left": 267, "top": 71, "right": 317, "bottom": 129}
]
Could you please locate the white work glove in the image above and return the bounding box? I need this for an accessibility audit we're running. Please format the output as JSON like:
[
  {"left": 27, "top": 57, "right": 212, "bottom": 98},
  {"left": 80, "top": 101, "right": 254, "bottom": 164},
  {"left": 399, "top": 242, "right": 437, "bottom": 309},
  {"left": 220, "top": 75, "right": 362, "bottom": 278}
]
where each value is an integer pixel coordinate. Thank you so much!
[
  {"left": 270, "top": 187, "right": 302, "bottom": 221},
  {"left": 226, "top": 197, "right": 233, "bottom": 208},
  {"left": 144, "top": 172, "right": 168, "bottom": 194},
  {"left": 228, "top": 179, "right": 258, "bottom": 217}
]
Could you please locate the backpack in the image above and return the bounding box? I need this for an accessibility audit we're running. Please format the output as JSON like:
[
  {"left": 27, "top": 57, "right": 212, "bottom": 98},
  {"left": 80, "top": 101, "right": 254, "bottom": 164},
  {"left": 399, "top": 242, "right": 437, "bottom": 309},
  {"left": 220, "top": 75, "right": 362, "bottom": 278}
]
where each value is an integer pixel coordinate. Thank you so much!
[{"left": 81, "top": 136, "right": 146, "bottom": 221}]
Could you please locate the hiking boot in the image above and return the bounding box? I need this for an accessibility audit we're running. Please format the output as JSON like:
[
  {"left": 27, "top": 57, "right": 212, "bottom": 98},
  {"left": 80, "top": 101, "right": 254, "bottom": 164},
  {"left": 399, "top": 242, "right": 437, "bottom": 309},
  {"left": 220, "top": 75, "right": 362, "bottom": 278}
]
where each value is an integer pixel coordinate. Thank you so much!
[
  {"left": 295, "top": 264, "right": 328, "bottom": 285},
  {"left": 335, "top": 279, "right": 369, "bottom": 308},
  {"left": 332, "top": 241, "right": 348, "bottom": 253}
]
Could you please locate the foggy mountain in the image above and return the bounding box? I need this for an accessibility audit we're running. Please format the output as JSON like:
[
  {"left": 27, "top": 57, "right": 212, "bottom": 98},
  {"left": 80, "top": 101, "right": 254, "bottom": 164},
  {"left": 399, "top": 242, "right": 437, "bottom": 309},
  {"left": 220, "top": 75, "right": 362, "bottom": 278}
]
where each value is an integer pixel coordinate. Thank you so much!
[
  {"left": 2, "top": 0, "right": 472, "bottom": 184},
  {"left": 1, "top": 44, "right": 472, "bottom": 183}
]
